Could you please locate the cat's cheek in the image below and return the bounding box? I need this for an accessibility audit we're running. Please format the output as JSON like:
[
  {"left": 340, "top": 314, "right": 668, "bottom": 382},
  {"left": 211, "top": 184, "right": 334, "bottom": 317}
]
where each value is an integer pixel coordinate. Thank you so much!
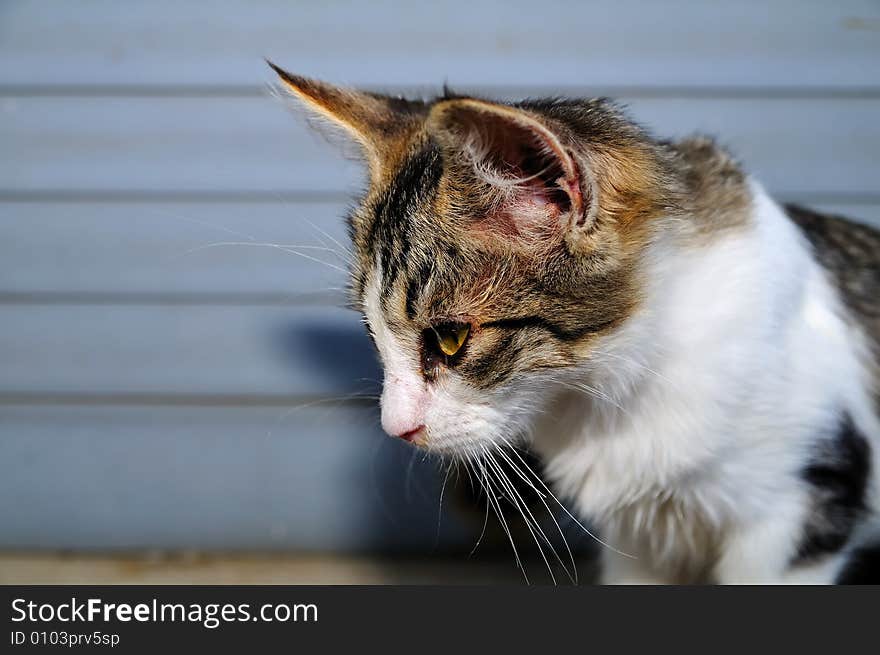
[{"left": 415, "top": 378, "right": 498, "bottom": 453}]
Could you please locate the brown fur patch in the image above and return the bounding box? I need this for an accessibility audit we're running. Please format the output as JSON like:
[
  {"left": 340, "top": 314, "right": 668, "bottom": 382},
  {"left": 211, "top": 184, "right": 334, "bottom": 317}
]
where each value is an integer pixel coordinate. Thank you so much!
[{"left": 670, "top": 136, "right": 753, "bottom": 239}]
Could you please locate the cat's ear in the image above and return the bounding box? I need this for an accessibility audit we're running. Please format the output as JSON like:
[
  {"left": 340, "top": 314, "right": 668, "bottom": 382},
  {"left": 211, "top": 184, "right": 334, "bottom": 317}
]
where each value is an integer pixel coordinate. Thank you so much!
[
  {"left": 426, "top": 98, "right": 596, "bottom": 239},
  {"left": 268, "top": 61, "right": 424, "bottom": 177}
]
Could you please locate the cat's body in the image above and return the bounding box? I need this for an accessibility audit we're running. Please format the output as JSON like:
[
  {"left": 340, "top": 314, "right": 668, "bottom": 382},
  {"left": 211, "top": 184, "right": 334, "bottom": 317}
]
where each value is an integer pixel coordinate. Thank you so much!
[
  {"left": 532, "top": 183, "right": 880, "bottom": 583},
  {"left": 271, "top": 63, "right": 879, "bottom": 583}
]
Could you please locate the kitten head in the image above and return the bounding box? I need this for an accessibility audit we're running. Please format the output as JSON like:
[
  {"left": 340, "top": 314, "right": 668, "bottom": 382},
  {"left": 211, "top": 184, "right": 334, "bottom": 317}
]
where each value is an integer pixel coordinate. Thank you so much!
[{"left": 271, "top": 63, "right": 680, "bottom": 457}]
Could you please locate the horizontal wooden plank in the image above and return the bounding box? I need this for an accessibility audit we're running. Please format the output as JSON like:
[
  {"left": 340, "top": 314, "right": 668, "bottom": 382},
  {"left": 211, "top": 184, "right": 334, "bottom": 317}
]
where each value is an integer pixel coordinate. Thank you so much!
[
  {"left": 0, "top": 554, "right": 552, "bottom": 585},
  {"left": 0, "top": 96, "right": 364, "bottom": 194},
  {"left": 0, "top": 202, "right": 351, "bottom": 297},
  {"left": 3, "top": 96, "right": 878, "bottom": 196},
  {"left": 2, "top": 200, "right": 878, "bottom": 298},
  {"left": 0, "top": 1, "right": 878, "bottom": 89},
  {"left": 0, "top": 305, "right": 380, "bottom": 397},
  {"left": 0, "top": 404, "right": 472, "bottom": 551}
]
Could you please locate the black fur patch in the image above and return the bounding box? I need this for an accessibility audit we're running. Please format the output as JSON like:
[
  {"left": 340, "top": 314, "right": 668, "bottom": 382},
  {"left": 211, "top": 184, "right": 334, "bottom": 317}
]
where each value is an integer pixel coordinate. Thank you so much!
[
  {"left": 480, "top": 315, "right": 619, "bottom": 342},
  {"left": 405, "top": 261, "right": 433, "bottom": 320},
  {"left": 461, "top": 332, "right": 522, "bottom": 387},
  {"left": 836, "top": 542, "right": 880, "bottom": 584},
  {"left": 794, "top": 414, "right": 871, "bottom": 563},
  {"left": 366, "top": 144, "right": 442, "bottom": 300}
]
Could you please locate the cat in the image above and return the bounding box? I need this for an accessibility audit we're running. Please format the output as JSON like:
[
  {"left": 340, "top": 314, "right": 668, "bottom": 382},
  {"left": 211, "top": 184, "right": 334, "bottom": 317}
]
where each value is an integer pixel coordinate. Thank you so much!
[{"left": 269, "top": 61, "right": 880, "bottom": 584}]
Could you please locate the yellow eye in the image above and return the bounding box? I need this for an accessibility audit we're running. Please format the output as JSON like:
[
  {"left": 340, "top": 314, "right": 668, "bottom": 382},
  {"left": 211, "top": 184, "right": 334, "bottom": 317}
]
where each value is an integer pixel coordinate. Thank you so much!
[{"left": 435, "top": 323, "right": 470, "bottom": 357}]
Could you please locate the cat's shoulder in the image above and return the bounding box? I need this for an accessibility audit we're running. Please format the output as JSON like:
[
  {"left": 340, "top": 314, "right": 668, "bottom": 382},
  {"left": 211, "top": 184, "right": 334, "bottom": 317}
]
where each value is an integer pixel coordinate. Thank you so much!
[{"left": 784, "top": 203, "right": 880, "bottom": 342}]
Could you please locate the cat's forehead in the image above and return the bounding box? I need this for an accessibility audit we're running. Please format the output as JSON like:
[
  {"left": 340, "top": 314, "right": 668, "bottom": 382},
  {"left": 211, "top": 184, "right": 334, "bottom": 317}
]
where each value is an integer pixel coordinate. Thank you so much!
[
  {"left": 350, "top": 141, "right": 458, "bottom": 299},
  {"left": 362, "top": 142, "right": 445, "bottom": 257}
]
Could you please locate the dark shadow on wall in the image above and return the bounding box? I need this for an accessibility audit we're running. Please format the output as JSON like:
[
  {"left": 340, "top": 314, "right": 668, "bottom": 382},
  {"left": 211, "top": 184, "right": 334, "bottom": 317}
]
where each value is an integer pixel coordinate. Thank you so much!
[{"left": 276, "top": 319, "right": 383, "bottom": 394}]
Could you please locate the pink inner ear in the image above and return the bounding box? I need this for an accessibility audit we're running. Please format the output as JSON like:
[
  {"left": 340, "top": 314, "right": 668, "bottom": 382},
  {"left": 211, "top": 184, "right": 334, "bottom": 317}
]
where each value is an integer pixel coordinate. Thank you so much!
[
  {"left": 468, "top": 118, "right": 580, "bottom": 240},
  {"left": 474, "top": 181, "right": 563, "bottom": 241}
]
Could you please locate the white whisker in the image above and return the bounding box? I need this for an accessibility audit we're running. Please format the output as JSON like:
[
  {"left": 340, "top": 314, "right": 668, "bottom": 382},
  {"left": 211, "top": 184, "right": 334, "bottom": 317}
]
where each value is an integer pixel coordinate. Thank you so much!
[
  {"left": 483, "top": 450, "right": 558, "bottom": 584},
  {"left": 180, "top": 241, "right": 349, "bottom": 274},
  {"left": 267, "top": 389, "right": 381, "bottom": 439},
  {"left": 495, "top": 446, "right": 579, "bottom": 584},
  {"left": 474, "top": 454, "right": 528, "bottom": 583},
  {"left": 507, "top": 446, "right": 636, "bottom": 560}
]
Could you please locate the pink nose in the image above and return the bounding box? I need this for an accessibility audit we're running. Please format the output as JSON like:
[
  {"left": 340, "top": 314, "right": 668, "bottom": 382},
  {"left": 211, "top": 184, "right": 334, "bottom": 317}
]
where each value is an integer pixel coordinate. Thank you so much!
[
  {"left": 395, "top": 425, "right": 425, "bottom": 442},
  {"left": 381, "top": 377, "right": 426, "bottom": 441}
]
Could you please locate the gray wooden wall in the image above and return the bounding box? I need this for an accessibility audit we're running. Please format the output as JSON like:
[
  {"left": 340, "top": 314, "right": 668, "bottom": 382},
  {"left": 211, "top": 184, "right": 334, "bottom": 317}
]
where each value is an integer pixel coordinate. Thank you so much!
[{"left": 1, "top": 0, "right": 879, "bottom": 551}]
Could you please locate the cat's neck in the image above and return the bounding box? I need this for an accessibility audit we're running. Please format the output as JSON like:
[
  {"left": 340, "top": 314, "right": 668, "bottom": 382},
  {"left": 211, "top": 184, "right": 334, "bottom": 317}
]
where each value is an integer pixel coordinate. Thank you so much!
[{"left": 529, "top": 181, "right": 877, "bottom": 522}]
